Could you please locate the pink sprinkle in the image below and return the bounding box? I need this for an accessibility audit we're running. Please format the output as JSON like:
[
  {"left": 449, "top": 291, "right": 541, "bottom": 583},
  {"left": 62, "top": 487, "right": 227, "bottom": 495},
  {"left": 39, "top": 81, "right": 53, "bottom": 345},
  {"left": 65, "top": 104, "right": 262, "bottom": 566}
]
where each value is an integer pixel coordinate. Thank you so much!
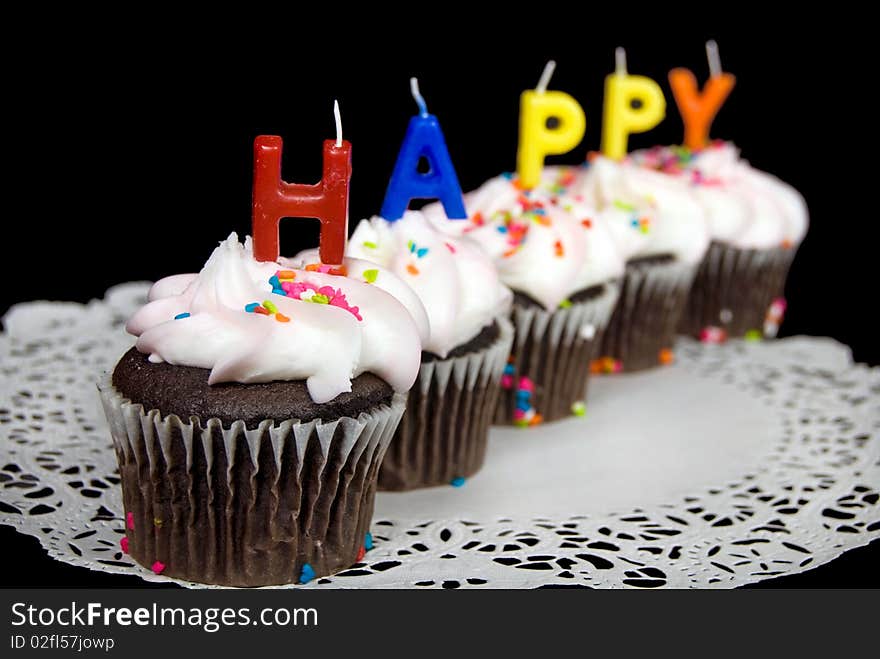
[
  {"left": 699, "top": 326, "right": 728, "bottom": 344},
  {"left": 120, "top": 537, "right": 129, "bottom": 554},
  {"left": 126, "top": 512, "right": 134, "bottom": 530},
  {"left": 518, "top": 377, "right": 534, "bottom": 392},
  {"left": 513, "top": 409, "right": 527, "bottom": 420},
  {"left": 445, "top": 242, "right": 456, "bottom": 254},
  {"left": 500, "top": 374, "right": 513, "bottom": 389},
  {"left": 317, "top": 264, "right": 333, "bottom": 274},
  {"left": 612, "top": 362, "right": 623, "bottom": 373},
  {"left": 318, "top": 285, "right": 337, "bottom": 297},
  {"left": 151, "top": 561, "right": 166, "bottom": 575},
  {"left": 771, "top": 297, "right": 787, "bottom": 313}
]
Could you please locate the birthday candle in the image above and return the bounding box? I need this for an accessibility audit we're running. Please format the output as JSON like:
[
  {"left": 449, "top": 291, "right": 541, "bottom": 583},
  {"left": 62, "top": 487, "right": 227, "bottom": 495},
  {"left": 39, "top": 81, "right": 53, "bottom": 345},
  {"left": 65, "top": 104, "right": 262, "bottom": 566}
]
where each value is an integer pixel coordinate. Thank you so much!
[
  {"left": 668, "top": 40, "right": 736, "bottom": 150},
  {"left": 516, "top": 61, "right": 586, "bottom": 190},
  {"left": 600, "top": 48, "right": 666, "bottom": 160}
]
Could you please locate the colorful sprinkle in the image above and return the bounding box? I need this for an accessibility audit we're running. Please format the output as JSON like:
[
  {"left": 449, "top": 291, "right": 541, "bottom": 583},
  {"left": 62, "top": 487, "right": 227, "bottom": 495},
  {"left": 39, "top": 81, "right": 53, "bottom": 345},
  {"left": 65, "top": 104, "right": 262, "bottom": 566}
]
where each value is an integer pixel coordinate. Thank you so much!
[
  {"left": 305, "top": 263, "right": 348, "bottom": 277},
  {"left": 451, "top": 476, "right": 466, "bottom": 487},
  {"left": 120, "top": 537, "right": 129, "bottom": 554},
  {"left": 781, "top": 239, "right": 793, "bottom": 249},
  {"left": 745, "top": 329, "right": 763, "bottom": 342},
  {"left": 614, "top": 199, "right": 636, "bottom": 212},
  {"left": 591, "top": 357, "right": 623, "bottom": 374},
  {"left": 572, "top": 401, "right": 586, "bottom": 417},
  {"left": 253, "top": 306, "right": 270, "bottom": 315},
  {"left": 151, "top": 561, "right": 165, "bottom": 575},
  {"left": 365, "top": 532, "right": 374, "bottom": 551},
  {"left": 407, "top": 263, "right": 420, "bottom": 276},
  {"left": 356, "top": 546, "right": 366, "bottom": 562},
  {"left": 276, "top": 270, "right": 297, "bottom": 281},
  {"left": 581, "top": 218, "right": 593, "bottom": 229},
  {"left": 262, "top": 300, "right": 278, "bottom": 314},
  {"left": 699, "top": 326, "right": 728, "bottom": 344},
  {"left": 554, "top": 240, "right": 564, "bottom": 257},
  {"left": 126, "top": 511, "right": 134, "bottom": 530},
  {"left": 245, "top": 302, "right": 260, "bottom": 313},
  {"left": 658, "top": 348, "right": 674, "bottom": 365},
  {"left": 445, "top": 242, "right": 456, "bottom": 253},
  {"left": 362, "top": 241, "right": 377, "bottom": 249},
  {"left": 559, "top": 299, "right": 572, "bottom": 309},
  {"left": 174, "top": 312, "right": 190, "bottom": 320},
  {"left": 362, "top": 268, "right": 379, "bottom": 284},
  {"left": 299, "top": 563, "right": 315, "bottom": 584},
  {"left": 153, "top": 517, "right": 163, "bottom": 528},
  {"left": 275, "top": 313, "right": 290, "bottom": 323}
]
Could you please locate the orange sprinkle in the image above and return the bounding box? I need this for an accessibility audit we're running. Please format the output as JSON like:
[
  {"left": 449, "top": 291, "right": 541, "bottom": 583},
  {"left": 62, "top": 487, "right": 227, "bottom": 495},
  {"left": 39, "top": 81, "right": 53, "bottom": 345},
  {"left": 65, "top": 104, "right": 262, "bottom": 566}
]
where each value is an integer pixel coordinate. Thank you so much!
[
  {"left": 406, "top": 263, "right": 420, "bottom": 276},
  {"left": 305, "top": 263, "right": 320, "bottom": 272},
  {"left": 471, "top": 212, "right": 484, "bottom": 226},
  {"left": 329, "top": 265, "right": 348, "bottom": 276},
  {"left": 781, "top": 239, "right": 793, "bottom": 249},
  {"left": 276, "top": 270, "right": 296, "bottom": 280},
  {"left": 502, "top": 248, "right": 518, "bottom": 259},
  {"left": 659, "top": 348, "right": 674, "bottom": 365},
  {"left": 586, "top": 150, "right": 600, "bottom": 162},
  {"left": 534, "top": 215, "right": 552, "bottom": 226},
  {"left": 560, "top": 170, "right": 576, "bottom": 185},
  {"left": 529, "top": 413, "right": 543, "bottom": 427},
  {"left": 554, "top": 240, "right": 564, "bottom": 257},
  {"left": 275, "top": 313, "right": 290, "bottom": 323},
  {"left": 581, "top": 218, "right": 593, "bottom": 228},
  {"left": 590, "top": 359, "right": 603, "bottom": 374},
  {"left": 512, "top": 178, "right": 525, "bottom": 191}
]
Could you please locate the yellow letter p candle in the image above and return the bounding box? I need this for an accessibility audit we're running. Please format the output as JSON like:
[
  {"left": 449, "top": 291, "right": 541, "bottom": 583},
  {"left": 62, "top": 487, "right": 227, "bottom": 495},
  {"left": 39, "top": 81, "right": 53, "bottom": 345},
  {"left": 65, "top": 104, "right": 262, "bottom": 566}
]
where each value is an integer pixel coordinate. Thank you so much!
[
  {"left": 600, "top": 48, "right": 666, "bottom": 160},
  {"left": 516, "top": 61, "right": 586, "bottom": 190}
]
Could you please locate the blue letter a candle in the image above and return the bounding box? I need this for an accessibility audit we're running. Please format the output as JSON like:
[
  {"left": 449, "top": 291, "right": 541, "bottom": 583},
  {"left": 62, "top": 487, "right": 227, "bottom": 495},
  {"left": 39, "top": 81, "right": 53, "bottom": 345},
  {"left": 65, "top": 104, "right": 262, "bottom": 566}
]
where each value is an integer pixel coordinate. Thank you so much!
[{"left": 380, "top": 78, "right": 467, "bottom": 222}]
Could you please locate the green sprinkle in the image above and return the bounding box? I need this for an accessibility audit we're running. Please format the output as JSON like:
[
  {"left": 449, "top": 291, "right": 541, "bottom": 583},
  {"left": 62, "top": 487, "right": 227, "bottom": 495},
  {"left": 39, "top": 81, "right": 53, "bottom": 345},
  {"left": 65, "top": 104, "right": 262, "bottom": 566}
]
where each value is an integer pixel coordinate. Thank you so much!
[
  {"left": 571, "top": 401, "right": 586, "bottom": 417},
  {"left": 744, "top": 329, "right": 763, "bottom": 342},
  {"left": 614, "top": 199, "right": 636, "bottom": 212},
  {"left": 363, "top": 269, "right": 379, "bottom": 284},
  {"left": 559, "top": 299, "right": 572, "bottom": 309},
  {"left": 262, "top": 300, "right": 278, "bottom": 314},
  {"left": 311, "top": 294, "right": 330, "bottom": 304},
  {"left": 363, "top": 241, "right": 377, "bottom": 249}
]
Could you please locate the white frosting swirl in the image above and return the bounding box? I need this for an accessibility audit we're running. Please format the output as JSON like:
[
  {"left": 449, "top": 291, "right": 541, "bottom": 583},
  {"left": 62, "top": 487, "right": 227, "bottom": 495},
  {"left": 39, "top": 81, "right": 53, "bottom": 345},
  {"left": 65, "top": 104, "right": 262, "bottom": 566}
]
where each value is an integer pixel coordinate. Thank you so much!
[
  {"left": 126, "top": 233, "right": 424, "bottom": 404},
  {"left": 574, "top": 157, "right": 711, "bottom": 265},
  {"left": 423, "top": 172, "right": 625, "bottom": 311},
  {"left": 298, "top": 211, "right": 512, "bottom": 358},
  {"left": 629, "top": 143, "right": 808, "bottom": 250}
]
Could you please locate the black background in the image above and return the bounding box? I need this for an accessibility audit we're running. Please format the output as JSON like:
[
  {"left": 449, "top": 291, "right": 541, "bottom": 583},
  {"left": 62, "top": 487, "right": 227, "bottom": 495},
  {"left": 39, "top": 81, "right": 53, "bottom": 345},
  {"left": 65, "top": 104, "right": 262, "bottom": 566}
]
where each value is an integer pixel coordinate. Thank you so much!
[{"left": 2, "top": 18, "right": 877, "bottom": 587}]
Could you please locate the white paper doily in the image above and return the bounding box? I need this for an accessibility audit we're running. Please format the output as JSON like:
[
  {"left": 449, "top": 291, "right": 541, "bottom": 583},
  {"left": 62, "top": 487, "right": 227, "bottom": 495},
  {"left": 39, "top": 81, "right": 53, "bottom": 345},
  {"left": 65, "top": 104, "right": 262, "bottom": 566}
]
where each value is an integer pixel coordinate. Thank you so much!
[{"left": 1, "top": 283, "right": 878, "bottom": 589}]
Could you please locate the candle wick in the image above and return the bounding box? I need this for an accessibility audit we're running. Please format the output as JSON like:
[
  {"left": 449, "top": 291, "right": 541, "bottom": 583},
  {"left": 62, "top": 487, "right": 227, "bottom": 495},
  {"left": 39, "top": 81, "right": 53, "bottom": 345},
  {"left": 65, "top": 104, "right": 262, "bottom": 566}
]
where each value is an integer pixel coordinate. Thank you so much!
[
  {"left": 615, "top": 47, "right": 627, "bottom": 76},
  {"left": 410, "top": 77, "right": 429, "bottom": 117},
  {"left": 333, "top": 99, "right": 342, "bottom": 147},
  {"left": 706, "top": 39, "right": 722, "bottom": 78},
  {"left": 535, "top": 60, "right": 556, "bottom": 93}
]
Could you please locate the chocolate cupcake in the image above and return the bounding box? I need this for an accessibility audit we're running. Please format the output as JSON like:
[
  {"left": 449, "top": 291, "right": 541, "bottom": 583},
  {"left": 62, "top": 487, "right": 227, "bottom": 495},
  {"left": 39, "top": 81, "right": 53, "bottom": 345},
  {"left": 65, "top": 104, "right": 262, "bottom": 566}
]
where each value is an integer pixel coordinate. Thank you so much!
[
  {"left": 298, "top": 210, "right": 513, "bottom": 490},
  {"left": 99, "top": 234, "right": 423, "bottom": 586},
  {"left": 575, "top": 156, "right": 710, "bottom": 371},
  {"left": 631, "top": 143, "right": 808, "bottom": 341},
  {"left": 426, "top": 170, "right": 624, "bottom": 425}
]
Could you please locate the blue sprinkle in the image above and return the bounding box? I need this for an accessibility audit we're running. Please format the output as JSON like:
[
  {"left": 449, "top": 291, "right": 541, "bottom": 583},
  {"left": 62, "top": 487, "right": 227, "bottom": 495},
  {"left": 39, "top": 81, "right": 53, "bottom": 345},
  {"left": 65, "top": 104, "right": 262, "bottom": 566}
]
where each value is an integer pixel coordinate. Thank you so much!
[
  {"left": 174, "top": 312, "right": 190, "bottom": 320},
  {"left": 501, "top": 172, "right": 514, "bottom": 180},
  {"left": 272, "top": 288, "right": 286, "bottom": 296},
  {"left": 244, "top": 303, "right": 259, "bottom": 313},
  {"left": 269, "top": 275, "right": 280, "bottom": 288},
  {"left": 496, "top": 226, "right": 508, "bottom": 234},
  {"left": 516, "top": 390, "right": 531, "bottom": 400},
  {"left": 533, "top": 208, "right": 546, "bottom": 215},
  {"left": 364, "top": 532, "right": 374, "bottom": 551},
  {"left": 503, "top": 364, "right": 515, "bottom": 375},
  {"left": 299, "top": 563, "right": 315, "bottom": 584},
  {"left": 451, "top": 476, "right": 466, "bottom": 487},
  {"left": 416, "top": 247, "right": 429, "bottom": 258},
  {"left": 630, "top": 218, "right": 639, "bottom": 228},
  {"left": 515, "top": 400, "right": 531, "bottom": 412}
]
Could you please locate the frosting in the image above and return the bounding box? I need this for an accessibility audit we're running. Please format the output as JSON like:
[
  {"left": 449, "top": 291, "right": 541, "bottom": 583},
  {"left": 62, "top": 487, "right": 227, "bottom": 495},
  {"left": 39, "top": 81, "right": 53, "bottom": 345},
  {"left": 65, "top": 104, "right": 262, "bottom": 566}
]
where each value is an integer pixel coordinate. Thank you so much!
[
  {"left": 126, "top": 233, "right": 424, "bottom": 404},
  {"left": 424, "top": 170, "right": 625, "bottom": 311},
  {"left": 573, "top": 156, "right": 711, "bottom": 265},
  {"left": 297, "top": 211, "right": 512, "bottom": 358},
  {"left": 629, "top": 142, "right": 808, "bottom": 250}
]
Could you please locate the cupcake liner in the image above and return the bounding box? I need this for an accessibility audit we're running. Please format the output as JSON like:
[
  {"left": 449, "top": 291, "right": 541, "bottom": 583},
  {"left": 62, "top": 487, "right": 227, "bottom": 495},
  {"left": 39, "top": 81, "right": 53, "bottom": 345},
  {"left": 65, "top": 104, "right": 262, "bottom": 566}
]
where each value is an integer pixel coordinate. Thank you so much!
[
  {"left": 679, "top": 242, "right": 796, "bottom": 339},
  {"left": 599, "top": 259, "right": 697, "bottom": 372},
  {"left": 378, "top": 317, "right": 514, "bottom": 491},
  {"left": 495, "top": 282, "right": 620, "bottom": 426},
  {"left": 98, "top": 374, "right": 405, "bottom": 587}
]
